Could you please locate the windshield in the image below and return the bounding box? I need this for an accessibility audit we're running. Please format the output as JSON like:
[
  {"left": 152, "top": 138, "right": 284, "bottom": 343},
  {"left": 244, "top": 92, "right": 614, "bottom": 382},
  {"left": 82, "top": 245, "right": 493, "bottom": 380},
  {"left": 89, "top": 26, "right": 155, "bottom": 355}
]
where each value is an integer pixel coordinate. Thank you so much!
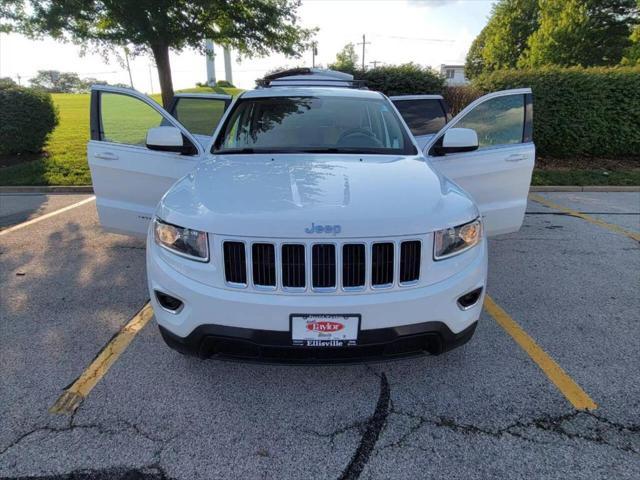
[{"left": 212, "top": 95, "right": 417, "bottom": 155}]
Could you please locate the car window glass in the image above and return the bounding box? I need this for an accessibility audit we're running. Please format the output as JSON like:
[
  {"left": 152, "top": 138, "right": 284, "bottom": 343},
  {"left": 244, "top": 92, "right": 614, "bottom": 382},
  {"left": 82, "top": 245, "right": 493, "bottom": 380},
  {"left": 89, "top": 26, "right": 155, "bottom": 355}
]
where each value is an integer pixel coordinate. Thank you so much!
[
  {"left": 454, "top": 95, "right": 524, "bottom": 148},
  {"left": 171, "top": 98, "right": 227, "bottom": 136},
  {"left": 101, "top": 93, "right": 163, "bottom": 146},
  {"left": 214, "top": 96, "right": 415, "bottom": 155},
  {"left": 393, "top": 99, "right": 446, "bottom": 136}
]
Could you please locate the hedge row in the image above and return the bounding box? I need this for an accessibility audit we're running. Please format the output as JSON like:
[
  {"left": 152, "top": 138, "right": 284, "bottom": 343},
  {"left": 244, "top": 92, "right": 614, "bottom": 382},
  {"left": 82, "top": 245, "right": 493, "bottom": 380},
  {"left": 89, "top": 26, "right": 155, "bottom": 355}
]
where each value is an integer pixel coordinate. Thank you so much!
[
  {"left": 473, "top": 66, "right": 640, "bottom": 158},
  {"left": 353, "top": 63, "right": 444, "bottom": 96},
  {"left": 0, "top": 86, "right": 58, "bottom": 155}
]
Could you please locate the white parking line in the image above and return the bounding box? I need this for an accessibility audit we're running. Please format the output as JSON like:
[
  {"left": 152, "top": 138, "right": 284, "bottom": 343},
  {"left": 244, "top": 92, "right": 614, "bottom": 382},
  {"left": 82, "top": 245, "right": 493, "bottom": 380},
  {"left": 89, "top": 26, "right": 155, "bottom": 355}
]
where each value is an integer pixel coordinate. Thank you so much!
[{"left": 0, "top": 196, "right": 96, "bottom": 236}]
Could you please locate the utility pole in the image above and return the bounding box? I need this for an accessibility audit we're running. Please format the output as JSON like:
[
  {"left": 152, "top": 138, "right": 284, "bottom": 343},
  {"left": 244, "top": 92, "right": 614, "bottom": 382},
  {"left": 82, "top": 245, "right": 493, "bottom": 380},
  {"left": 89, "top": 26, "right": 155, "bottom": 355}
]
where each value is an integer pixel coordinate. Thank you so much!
[
  {"left": 369, "top": 60, "right": 382, "bottom": 68},
  {"left": 205, "top": 39, "right": 216, "bottom": 86},
  {"left": 357, "top": 34, "right": 371, "bottom": 71},
  {"left": 311, "top": 41, "right": 318, "bottom": 68},
  {"left": 16, "top": 74, "right": 21, "bottom": 86},
  {"left": 124, "top": 47, "right": 134, "bottom": 89}
]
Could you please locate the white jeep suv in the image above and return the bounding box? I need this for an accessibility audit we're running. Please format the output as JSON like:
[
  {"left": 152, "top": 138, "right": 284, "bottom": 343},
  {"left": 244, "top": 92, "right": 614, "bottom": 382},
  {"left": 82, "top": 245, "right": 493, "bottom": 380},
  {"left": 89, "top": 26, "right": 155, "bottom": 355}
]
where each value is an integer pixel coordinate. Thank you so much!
[{"left": 88, "top": 69, "right": 534, "bottom": 361}]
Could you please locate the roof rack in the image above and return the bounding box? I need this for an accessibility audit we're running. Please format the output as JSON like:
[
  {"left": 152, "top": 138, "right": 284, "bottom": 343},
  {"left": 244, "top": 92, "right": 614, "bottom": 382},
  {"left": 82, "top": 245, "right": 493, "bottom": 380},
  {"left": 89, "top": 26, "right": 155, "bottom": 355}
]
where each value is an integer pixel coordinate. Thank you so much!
[{"left": 256, "top": 68, "right": 367, "bottom": 89}]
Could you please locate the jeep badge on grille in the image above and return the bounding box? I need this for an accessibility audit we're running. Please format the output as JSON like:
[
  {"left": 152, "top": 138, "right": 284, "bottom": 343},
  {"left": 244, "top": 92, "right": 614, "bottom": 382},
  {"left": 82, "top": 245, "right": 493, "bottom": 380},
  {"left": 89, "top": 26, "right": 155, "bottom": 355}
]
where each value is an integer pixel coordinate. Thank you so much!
[{"left": 305, "top": 223, "right": 342, "bottom": 235}]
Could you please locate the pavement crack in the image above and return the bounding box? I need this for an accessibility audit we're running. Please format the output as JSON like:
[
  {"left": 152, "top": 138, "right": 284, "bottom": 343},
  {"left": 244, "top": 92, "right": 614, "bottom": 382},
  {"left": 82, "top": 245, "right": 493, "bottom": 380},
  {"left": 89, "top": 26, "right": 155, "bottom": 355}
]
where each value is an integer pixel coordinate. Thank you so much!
[
  {"left": 338, "top": 372, "right": 390, "bottom": 480},
  {"left": 0, "top": 419, "right": 168, "bottom": 459},
  {"left": 300, "top": 419, "right": 367, "bottom": 447},
  {"left": 386, "top": 409, "right": 639, "bottom": 455}
]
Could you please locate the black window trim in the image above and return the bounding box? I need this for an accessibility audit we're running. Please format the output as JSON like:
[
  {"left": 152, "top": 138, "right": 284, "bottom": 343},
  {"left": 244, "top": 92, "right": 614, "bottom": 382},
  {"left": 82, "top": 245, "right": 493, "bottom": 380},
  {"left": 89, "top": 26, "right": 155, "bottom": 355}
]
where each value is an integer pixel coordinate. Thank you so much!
[{"left": 90, "top": 89, "right": 199, "bottom": 155}]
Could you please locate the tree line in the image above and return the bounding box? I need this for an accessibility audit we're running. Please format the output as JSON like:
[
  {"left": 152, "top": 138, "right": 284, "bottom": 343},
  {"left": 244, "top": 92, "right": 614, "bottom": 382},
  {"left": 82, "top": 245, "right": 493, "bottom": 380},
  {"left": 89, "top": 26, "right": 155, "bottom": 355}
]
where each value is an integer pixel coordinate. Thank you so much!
[
  {"left": 466, "top": 0, "right": 639, "bottom": 79},
  {"left": 1, "top": 71, "right": 128, "bottom": 93}
]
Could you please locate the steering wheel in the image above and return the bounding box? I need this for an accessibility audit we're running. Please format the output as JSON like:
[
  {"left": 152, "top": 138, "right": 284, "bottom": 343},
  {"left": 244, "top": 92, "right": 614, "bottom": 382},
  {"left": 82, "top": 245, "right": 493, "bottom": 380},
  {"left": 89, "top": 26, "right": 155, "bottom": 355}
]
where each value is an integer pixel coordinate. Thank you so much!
[{"left": 337, "top": 128, "right": 383, "bottom": 148}]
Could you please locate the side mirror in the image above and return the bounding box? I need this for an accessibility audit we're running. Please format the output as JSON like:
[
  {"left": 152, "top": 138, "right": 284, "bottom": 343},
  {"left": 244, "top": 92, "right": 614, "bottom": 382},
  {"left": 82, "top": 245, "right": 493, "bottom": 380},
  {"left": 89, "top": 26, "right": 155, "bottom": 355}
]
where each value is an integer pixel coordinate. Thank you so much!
[
  {"left": 435, "top": 128, "right": 479, "bottom": 155},
  {"left": 146, "top": 126, "right": 194, "bottom": 154}
]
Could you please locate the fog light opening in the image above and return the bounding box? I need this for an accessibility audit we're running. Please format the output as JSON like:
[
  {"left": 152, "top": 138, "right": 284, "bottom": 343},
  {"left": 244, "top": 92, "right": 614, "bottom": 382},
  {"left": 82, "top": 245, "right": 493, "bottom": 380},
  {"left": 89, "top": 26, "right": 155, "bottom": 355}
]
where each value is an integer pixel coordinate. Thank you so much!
[
  {"left": 155, "top": 290, "right": 184, "bottom": 313},
  {"left": 457, "top": 287, "right": 483, "bottom": 310}
]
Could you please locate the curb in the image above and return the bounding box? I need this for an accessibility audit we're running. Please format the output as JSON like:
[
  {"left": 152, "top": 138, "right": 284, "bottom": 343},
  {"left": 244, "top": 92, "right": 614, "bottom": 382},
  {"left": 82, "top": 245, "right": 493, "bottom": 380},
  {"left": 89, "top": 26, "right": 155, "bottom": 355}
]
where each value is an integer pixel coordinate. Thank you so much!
[
  {"left": 0, "top": 186, "right": 94, "bottom": 194},
  {"left": 530, "top": 186, "right": 640, "bottom": 192}
]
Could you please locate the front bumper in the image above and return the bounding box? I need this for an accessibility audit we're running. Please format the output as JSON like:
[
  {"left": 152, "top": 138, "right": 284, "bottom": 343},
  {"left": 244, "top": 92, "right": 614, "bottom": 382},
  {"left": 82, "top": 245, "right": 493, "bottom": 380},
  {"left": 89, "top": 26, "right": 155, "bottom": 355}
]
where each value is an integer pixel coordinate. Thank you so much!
[
  {"left": 158, "top": 320, "right": 478, "bottom": 362},
  {"left": 147, "top": 238, "right": 487, "bottom": 361}
]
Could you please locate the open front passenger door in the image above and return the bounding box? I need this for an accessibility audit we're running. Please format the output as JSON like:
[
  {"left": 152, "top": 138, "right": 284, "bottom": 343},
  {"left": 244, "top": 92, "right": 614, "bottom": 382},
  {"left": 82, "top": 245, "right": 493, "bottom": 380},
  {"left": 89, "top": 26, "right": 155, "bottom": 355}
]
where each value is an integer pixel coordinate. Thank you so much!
[
  {"left": 425, "top": 89, "right": 534, "bottom": 236},
  {"left": 88, "top": 86, "right": 230, "bottom": 237}
]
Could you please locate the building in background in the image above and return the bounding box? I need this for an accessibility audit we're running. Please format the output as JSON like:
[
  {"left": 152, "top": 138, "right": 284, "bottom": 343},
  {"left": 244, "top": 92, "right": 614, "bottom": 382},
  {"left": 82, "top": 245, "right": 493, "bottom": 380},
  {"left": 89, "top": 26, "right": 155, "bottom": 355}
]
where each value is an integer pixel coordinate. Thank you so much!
[{"left": 440, "top": 64, "right": 468, "bottom": 85}]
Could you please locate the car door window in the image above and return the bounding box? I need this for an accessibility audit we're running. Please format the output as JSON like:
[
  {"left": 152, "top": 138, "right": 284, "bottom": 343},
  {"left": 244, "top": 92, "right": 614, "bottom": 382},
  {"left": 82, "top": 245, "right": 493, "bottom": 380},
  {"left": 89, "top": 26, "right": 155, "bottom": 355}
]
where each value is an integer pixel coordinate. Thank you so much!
[
  {"left": 170, "top": 97, "right": 229, "bottom": 136},
  {"left": 100, "top": 92, "right": 163, "bottom": 146},
  {"left": 453, "top": 95, "right": 524, "bottom": 148},
  {"left": 393, "top": 99, "right": 447, "bottom": 136}
]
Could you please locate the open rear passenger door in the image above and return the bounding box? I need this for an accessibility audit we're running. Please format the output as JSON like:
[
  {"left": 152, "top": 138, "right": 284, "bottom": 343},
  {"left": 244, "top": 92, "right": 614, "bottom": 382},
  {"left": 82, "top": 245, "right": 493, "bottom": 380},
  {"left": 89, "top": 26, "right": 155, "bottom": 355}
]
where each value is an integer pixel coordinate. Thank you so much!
[
  {"left": 88, "top": 86, "right": 230, "bottom": 237},
  {"left": 424, "top": 89, "right": 534, "bottom": 236}
]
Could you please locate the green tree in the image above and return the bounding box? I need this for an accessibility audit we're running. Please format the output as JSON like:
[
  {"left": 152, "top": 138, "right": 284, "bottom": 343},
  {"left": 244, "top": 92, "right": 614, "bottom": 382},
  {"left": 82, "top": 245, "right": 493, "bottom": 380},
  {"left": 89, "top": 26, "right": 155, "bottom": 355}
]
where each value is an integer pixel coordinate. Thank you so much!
[
  {"left": 465, "top": 27, "right": 488, "bottom": 79},
  {"left": 29, "top": 70, "right": 84, "bottom": 93},
  {"left": 621, "top": 9, "right": 640, "bottom": 65},
  {"left": 483, "top": 0, "right": 539, "bottom": 70},
  {"left": 520, "top": 0, "right": 639, "bottom": 68},
  {"left": 329, "top": 43, "right": 359, "bottom": 74},
  {"left": 465, "top": 0, "right": 539, "bottom": 78},
  {"left": 2, "top": 1, "right": 314, "bottom": 107},
  {"left": 0, "top": 77, "right": 17, "bottom": 89}
]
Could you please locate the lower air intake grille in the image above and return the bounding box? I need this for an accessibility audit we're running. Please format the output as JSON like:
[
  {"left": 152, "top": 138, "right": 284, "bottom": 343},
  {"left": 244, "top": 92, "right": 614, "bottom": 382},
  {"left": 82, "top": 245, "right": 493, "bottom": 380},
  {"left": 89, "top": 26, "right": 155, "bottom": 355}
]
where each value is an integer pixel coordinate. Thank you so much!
[
  {"left": 400, "top": 241, "right": 421, "bottom": 283},
  {"left": 342, "top": 244, "right": 366, "bottom": 288},
  {"left": 282, "top": 244, "right": 306, "bottom": 288},
  {"left": 223, "top": 242, "right": 247, "bottom": 284},
  {"left": 372, "top": 243, "right": 394, "bottom": 286},
  {"left": 312, "top": 244, "right": 336, "bottom": 289},
  {"left": 252, "top": 243, "right": 276, "bottom": 287}
]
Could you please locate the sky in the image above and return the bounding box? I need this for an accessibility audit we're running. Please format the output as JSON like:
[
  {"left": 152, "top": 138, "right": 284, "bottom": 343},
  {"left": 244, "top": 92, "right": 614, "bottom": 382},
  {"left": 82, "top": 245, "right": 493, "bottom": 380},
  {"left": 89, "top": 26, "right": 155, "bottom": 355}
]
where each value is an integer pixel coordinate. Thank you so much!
[{"left": 0, "top": 0, "right": 495, "bottom": 93}]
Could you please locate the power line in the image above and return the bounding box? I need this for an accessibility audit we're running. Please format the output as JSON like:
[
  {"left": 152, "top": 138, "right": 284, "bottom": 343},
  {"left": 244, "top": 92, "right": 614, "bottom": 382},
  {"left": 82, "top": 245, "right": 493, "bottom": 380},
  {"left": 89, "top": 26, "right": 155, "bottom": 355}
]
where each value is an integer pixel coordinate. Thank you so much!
[{"left": 371, "top": 34, "right": 456, "bottom": 43}]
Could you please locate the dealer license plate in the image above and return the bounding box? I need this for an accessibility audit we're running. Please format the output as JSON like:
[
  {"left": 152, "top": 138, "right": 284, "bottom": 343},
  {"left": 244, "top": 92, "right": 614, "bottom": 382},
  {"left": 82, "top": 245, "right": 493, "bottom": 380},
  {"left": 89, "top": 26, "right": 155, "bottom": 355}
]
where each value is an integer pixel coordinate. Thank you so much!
[{"left": 291, "top": 314, "right": 360, "bottom": 347}]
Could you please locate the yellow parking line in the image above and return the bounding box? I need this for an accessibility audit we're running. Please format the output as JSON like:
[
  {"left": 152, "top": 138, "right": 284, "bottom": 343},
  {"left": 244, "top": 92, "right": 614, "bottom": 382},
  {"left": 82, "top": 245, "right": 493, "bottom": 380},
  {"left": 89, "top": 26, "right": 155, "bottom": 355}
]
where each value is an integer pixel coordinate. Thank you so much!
[
  {"left": 0, "top": 196, "right": 96, "bottom": 236},
  {"left": 529, "top": 193, "right": 640, "bottom": 242},
  {"left": 50, "top": 302, "right": 154, "bottom": 415},
  {"left": 484, "top": 295, "right": 597, "bottom": 411}
]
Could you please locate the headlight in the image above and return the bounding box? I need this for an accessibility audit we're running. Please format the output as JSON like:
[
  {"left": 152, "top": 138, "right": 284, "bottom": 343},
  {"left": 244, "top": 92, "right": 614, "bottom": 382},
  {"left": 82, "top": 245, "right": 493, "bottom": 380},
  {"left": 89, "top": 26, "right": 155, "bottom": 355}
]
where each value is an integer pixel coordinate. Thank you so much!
[
  {"left": 154, "top": 218, "right": 209, "bottom": 262},
  {"left": 433, "top": 218, "right": 482, "bottom": 260}
]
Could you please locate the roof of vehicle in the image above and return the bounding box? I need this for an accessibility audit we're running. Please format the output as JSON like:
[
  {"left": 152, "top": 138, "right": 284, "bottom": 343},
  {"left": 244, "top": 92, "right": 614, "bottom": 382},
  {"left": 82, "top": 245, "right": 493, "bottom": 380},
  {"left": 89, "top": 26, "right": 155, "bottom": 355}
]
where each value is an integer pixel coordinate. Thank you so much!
[
  {"left": 256, "top": 68, "right": 365, "bottom": 89},
  {"left": 241, "top": 86, "right": 385, "bottom": 100}
]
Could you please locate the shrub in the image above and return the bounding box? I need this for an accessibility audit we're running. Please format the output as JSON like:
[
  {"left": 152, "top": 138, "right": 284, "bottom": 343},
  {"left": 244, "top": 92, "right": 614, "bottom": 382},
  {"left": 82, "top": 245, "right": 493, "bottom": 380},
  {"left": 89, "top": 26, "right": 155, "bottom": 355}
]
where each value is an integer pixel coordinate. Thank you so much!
[
  {"left": 358, "top": 63, "right": 445, "bottom": 96},
  {"left": 473, "top": 66, "right": 640, "bottom": 158},
  {"left": 442, "top": 85, "right": 484, "bottom": 115},
  {"left": 215, "top": 79, "right": 235, "bottom": 88},
  {"left": 0, "top": 87, "right": 59, "bottom": 155}
]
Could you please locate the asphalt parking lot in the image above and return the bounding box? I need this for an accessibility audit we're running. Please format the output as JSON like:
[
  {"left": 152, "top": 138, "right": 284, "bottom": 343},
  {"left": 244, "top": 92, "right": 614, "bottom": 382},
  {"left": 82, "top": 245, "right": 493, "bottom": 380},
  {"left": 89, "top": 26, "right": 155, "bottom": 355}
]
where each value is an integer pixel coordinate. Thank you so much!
[{"left": 1, "top": 191, "right": 639, "bottom": 480}]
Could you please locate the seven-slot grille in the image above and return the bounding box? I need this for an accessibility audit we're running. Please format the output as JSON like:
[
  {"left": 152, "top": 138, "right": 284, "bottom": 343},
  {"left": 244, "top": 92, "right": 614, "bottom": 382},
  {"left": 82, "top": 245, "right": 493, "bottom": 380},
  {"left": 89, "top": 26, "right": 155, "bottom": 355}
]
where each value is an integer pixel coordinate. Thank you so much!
[{"left": 222, "top": 240, "right": 421, "bottom": 291}]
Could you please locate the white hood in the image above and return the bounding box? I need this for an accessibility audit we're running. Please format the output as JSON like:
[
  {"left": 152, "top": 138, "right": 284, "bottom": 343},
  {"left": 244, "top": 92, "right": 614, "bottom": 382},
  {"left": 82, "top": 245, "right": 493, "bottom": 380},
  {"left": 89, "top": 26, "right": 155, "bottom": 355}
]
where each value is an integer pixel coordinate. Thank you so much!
[{"left": 158, "top": 154, "right": 478, "bottom": 238}]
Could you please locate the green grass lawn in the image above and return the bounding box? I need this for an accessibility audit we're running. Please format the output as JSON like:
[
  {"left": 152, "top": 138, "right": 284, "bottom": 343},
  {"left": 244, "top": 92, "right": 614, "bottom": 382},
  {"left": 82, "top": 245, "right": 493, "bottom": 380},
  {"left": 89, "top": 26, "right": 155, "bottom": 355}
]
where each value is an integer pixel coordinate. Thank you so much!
[
  {"left": 1, "top": 87, "right": 638, "bottom": 186},
  {"left": 0, "top": 87, "right": 238, "bottom": 186}
]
